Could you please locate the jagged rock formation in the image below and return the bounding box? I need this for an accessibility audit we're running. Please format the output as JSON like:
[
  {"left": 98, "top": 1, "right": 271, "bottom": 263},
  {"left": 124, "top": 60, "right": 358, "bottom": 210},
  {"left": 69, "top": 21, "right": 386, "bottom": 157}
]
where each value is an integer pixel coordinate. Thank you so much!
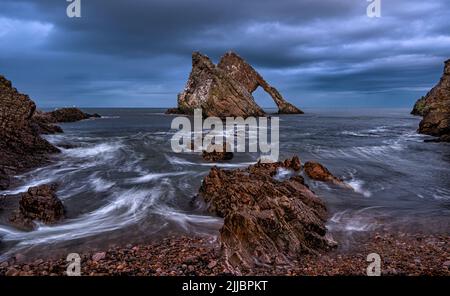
[
  {"left": 411, "top": 60, "right": 450, "bottom": 142},
  {"left": 169, "top": 51, "right": 303, "bottom": 117},
  {"left": 0, "top": 75, "right": 99, "bottom": 190},
  {"left": 218, "top": 52, "right": 303, "bottom": 114},
  {"left": 198, "top": 157, "right": 335, "bottom": 268},
  {"left": 174, "top": 52, "right": 265, "bottom": 117},
  {"left": 303, "top": 161, "right": 353, "bottom": 189},
  {"left": 9, "top": 184, "right": 64, "bottom": 230},
  {"left": 0, "top": 76, "right": 59, "bottom": 190}
]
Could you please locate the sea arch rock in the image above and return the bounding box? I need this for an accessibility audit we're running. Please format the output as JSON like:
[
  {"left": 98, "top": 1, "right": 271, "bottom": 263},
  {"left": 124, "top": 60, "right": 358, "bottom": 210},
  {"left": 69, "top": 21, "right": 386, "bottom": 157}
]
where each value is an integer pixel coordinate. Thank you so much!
[
  {"left": 218, "top": 51, "right": 303, "bottom": 114},
  {"left": 171, "top": 51, "right": 303, "bottom": 118}
]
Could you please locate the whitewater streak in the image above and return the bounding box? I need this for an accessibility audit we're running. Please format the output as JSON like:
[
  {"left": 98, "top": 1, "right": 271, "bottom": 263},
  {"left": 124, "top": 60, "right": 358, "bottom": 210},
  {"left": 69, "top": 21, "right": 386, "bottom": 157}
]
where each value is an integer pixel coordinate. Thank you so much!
[{"left": 170, "top": 109, "right": 280, "bottom": 162}]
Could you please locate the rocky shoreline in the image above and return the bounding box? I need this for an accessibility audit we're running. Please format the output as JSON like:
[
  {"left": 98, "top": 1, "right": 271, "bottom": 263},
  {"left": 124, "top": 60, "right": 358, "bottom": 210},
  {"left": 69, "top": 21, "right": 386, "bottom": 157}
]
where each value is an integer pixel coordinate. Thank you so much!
[
  {"left": 1, "top": 231, "right": 448, "bottom": 276},
  {"left": 0, "top": 75, "right": 101, "bottom": 190}
]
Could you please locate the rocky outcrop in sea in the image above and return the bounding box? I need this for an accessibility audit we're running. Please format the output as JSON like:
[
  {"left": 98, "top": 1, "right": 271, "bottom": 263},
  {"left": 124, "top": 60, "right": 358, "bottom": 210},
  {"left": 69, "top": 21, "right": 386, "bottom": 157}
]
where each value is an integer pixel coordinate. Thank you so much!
[
  {"left": 198, "top": 156, "right": 336, "bottom": 269},
  {"left": 411, "top": 59, "right": 450, "bottom": 142},
  {"left": 0, "top": 75, "right": 101, "bottom": 189},
  {"left": 8, "top": 184, "right": 65, "bottom": 230},
  {"left": 0, "top": 76, "right": 59, "bottom": 190},
  {"left": 167, "top": 51, "right": 303, "bottom": 117}
]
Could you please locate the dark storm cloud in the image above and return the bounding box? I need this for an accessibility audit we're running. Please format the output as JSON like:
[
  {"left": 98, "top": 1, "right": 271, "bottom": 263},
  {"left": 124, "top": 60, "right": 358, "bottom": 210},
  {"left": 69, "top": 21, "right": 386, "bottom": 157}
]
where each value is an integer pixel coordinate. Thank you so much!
[{"left": 0, "top": 0, "right": 449, "bottom": 107}]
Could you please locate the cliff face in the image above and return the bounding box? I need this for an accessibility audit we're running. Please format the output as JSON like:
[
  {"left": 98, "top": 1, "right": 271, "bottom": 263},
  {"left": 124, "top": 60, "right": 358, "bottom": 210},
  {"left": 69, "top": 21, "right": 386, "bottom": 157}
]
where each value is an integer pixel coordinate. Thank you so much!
[
  {"left": 0, "top": 76, "right": 59, "bottom": 189},
  {"left": 412, "top": 60, "right": 450, "bottom": 142},
  {"left": 171, "top": 51, "right": 303, "bottom": 117}
]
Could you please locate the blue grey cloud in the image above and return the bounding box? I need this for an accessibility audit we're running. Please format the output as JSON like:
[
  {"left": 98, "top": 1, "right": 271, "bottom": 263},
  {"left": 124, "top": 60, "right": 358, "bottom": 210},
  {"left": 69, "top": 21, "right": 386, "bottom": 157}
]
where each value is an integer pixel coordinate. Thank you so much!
[{"left": 0, "top": 0, "right": 449, "bottom": 108}]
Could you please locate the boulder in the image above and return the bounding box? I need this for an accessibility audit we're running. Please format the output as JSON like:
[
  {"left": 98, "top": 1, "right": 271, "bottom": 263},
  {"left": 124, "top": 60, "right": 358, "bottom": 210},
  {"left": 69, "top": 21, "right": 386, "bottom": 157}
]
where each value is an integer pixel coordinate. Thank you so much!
[
  {"left": 198, "top": 156, "right": 334, "bottom": 268},
  {"left": 411, "top": 60, "right": 450, "bottom": 142},
  {"left": 171, "top": 51, "right": 303, "bottom": 117},
  {"left": 303, "top": 161, "right": 352, "bottom": 189},
  {"left": 0, "top": 75, "right": 60, "bottom": 190},
  {"left": 9, "top": 184, "right": 64, "bottom": 230}
]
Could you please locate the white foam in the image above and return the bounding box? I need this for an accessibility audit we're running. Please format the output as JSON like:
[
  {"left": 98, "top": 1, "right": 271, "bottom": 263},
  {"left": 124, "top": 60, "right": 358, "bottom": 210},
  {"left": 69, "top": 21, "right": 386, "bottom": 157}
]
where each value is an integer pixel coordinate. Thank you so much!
[
  {"left": 1, "top": 187, "right": 163, "bottom": 246},
  {"left": 155, "top": 207, "right": 222, "bottom": 231},
  {"left": 327, "top": 208, "right": 379, "bottom": 232},
  {"left": 128, "top": 171, "right": 191, "bottom": 184},
  {"left": 165, "top": 155, "right": 255, "bottom": 168},
  {"left": 347, "top": 178, "right": 372, "bottom": 197},
  {"left": 273, "top": 167, "right": 294, "bottom": 181},
  {"left": 62, "top": 142, "right": 123, "bottom": 159},
  {"left": 91, "top": 176, "right": 115, "bottom": 192}
]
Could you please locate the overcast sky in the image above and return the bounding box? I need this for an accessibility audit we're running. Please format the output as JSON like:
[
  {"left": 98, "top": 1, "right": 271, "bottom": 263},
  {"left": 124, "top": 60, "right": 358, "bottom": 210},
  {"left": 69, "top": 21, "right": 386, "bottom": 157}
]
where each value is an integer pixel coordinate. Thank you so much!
[{"left": 1, "top": 0, "right": 449, "bottom": 108}]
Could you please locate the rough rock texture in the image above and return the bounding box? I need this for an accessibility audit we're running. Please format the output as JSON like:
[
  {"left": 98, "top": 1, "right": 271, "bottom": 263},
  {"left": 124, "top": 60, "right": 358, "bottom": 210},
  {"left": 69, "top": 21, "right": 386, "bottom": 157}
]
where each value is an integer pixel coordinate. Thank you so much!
[
  {"left": 1, "top": 232, "right": 449, "bottom": 276},
  {"left": 33, "top": 108, "right": 100, "bottom": 124},
  {"left": 218, "top": 52, "right": 303, "bottom": 114},
  {"left": 9, "top": 184, "right": 64, "bottom": 230},
  {"left": 303, "top": 161, "right": 352, "bottom": 189},
  {"left": 174, "top": 52, "right": 265, "bottom": 118},
  {"left": 0, "top": 75, "right": 59, "bottom": 190},
  {"left": 198, "top": 156, "right": 334, "bottom": 268},
  {"left": 202, "top": 143, "right": 234, "bottom": 162},
  {"left": 170, "top": 51, "right": 303, "bottom": 117},
  {"left": 411, "top": 59, "right": 450, "bottom": 142}
]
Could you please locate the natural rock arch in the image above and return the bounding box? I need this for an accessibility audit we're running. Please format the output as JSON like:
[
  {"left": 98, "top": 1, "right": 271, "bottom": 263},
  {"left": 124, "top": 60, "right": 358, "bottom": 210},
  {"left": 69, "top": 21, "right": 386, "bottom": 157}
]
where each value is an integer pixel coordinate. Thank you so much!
[{"left": 168, "top": 51, "right": 303, "bottom": 117}]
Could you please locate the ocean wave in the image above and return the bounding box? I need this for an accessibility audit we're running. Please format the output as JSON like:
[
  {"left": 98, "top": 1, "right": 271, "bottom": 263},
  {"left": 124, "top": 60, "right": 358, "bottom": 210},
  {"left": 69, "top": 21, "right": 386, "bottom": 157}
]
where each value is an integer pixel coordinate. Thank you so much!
[
  {"left": 99, "top": 116, "right": 120, "bottom": 119},
  {"left": 62, "top": 142, "right": 123, "bottom": 159},
  {"left": 327, "top": 207, "right": 383, "bottom": 232},
  {"left": 273, "top": 167, "right": 295, "bottom": 181},
  {"left": 154, "top": 206, "right": 222, "bottom": 231},
  {"left": 165, "top": 155, "right": 255, "bottom": 168},
  {"left": 0, "top": 187, "right": 163, "bottom": 247},
  {"left": 128, "top": 171, "right": 192, "bottom": 184},
  {"left": 431, "top": 187, "right": 450, "bottom": 200},
  {"left": 90, "top": 176, "right": 115, "bottom": 192},
  {"left": 347, "top": 178, "right": 372, "bottom": 198},
  {"left": 316, "top": 140, "right": 406, "bottom": 160},
  {"left": 0, "top": 177, "right": 56, "bottom": 195},
  {"left": 340, "top": 131, "right": 379, "bottom": 138}
]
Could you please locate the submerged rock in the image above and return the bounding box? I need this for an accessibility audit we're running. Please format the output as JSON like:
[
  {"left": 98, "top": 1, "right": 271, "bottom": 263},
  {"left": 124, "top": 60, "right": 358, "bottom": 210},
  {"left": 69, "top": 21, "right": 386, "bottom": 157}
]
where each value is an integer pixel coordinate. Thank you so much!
[
  {"left": 202, "top": 144, "right": 234, "bottom": 162},
  {"left": 303, "top": 161, "right": 352, "bottom": 189},
  {"left": 9, "top": 184, "right": 64, "bottom": 230},
  {"left": 170, "top": 51, "right": 303, "bottom": 117},
  {"left": 198, "top": 156, "right": 334, "bottom": 268},
  {"left": 411, "top": 59, "right": 450, "bottom": 142},
  {"left": 0, "top": 75, "right": 60, "bottom": 190}
]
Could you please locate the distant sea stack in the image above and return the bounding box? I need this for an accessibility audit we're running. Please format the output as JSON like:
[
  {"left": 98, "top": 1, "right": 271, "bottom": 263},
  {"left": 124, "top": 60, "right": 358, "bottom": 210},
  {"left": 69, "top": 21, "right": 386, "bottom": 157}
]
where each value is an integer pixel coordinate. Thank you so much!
[
  {"left": 411, "top": 60, "right": 450, "bottom": 142},
  {"left": 0, "top": 75, "right": 100, "bottom": 189},
  {"left": 167, "top": 51, "right": 303, "bottom": 117},
  {"left": 33, "top": 107, "right": 101, "bottom": 124}
]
